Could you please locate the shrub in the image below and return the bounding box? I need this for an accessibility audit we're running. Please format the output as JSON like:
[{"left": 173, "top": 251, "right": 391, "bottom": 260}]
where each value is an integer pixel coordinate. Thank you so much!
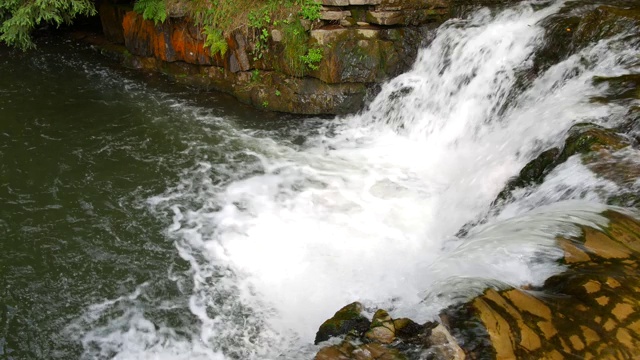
[{"left": 0, "top": 0, "right": 96, "bottom": 50}]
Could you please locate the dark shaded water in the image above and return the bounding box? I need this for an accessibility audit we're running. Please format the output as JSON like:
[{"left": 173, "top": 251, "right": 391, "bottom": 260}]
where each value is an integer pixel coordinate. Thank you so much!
[{"left": 0, "top": 37, "right": 304, "bottom": 359}]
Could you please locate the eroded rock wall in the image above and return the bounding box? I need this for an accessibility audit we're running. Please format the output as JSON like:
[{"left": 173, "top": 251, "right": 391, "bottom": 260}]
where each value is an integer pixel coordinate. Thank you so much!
[{"left": 96, "top": 0, "right": 449, "bottom": 114}]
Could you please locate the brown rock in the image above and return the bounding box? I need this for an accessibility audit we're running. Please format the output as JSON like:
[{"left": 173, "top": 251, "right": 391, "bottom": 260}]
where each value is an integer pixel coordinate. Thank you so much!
[
  {"left": 428, "top": 324, "right": 466, "bottom": 360},
  {"left": 366, "top": 11, "right": 404, "bottom": 26},
  {"left": 320, "top": 10, "right": 352, "bottom": 21},
  {"left": 322, "top": 0, "right": 350, "bottom": 5},
  {"left": 350, "top": 0, "right": 382, "bottom": 5}
]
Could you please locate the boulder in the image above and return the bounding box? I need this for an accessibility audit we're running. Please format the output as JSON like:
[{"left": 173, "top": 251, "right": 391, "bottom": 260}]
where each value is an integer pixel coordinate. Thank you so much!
[
  {"left": 365, "top": 309, "right": 396, "bottom": 344},
  {"left": 314, "top": 305, "right": 463, "bottom": 359},
  {"left": 315, "top": 302, "right": 371, "bottom": 344}
]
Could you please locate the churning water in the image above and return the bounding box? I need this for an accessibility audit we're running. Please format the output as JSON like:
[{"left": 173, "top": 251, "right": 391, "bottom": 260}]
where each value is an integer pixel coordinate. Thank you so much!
[{"left": 2, "top": 1, "right": 639, "bottom": 359}]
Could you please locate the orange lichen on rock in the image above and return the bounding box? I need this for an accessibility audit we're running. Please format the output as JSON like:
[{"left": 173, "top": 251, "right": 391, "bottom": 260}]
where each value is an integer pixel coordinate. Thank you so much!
[{"left": 123, "top": 11, "right": 215, "bottom": 65}]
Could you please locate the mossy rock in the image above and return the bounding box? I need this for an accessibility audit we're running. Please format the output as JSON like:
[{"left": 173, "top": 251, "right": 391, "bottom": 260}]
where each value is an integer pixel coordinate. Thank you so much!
[
  {"left": 573, "top": 5, "right": 640, "bottom": 50},
  {"left": 496, "top": 123, "right": 630, "bottom": 203},
  {"left": 533, "top": 2, "right": 640, "bottom": 77},
  {"left": 592, "top": 74, "right": 640, "bottom": 103},
  {"left": 365, "top": 309, "right": 396, "bottom": 344},
  {"left": 559, "top": 123, "right": 630, "bottom": 161},
  {"left": 315, "top": 302, "right": 371, "bottom": 344}
]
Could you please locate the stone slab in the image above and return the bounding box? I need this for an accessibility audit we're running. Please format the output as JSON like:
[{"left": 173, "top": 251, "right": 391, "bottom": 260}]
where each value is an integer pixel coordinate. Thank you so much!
[{"left": 320, "top": 10, "right": 352, "bottom": 21}]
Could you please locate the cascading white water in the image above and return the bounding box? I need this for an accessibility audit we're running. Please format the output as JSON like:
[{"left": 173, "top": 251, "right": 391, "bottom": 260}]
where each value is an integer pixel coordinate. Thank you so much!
[{"left": 71, "top": 1, "right": 639, "bottom": 359}]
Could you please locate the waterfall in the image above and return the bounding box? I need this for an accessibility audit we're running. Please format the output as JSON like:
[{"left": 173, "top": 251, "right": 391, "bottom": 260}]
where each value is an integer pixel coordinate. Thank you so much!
[{"left": 72, "top": 1, "right": 638, "bottom": 359}]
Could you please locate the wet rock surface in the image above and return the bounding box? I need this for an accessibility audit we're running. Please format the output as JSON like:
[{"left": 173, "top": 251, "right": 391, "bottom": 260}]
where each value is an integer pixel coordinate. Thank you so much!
[
  {"left": 314, "top": 305, "right": 463, "bottom": 359},
  {"left": 316, "top": 302, "right": 371, "bottom": 344},
  {"left": 496, "top": 123, "right": 632, "bottom": 204},
  {"left": 443, "top": 211, "right": 640, "bottom": 359},
  {"left": 317, "top": 211, "right": 640, "bottom": 359}
]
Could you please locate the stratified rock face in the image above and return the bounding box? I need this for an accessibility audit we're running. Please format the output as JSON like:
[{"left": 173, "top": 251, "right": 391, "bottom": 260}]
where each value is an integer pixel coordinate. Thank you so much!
[
  {"left": 96, "top": 0, "right": 448, "bottom": 114},
  {"left": 122, "top": 12, "right": 217, "bottom": 66},
  {"left": 99, "top": 2, "right": 128, "bottom": 44},
  {"left": 443, "top": 211, "right": 640, "bottom": 359}
]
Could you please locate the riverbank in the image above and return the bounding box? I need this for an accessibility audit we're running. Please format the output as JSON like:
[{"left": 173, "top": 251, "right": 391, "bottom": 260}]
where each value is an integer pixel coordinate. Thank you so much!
[{"left": 89, "top": 0, "right": 452, "bottom": 114}]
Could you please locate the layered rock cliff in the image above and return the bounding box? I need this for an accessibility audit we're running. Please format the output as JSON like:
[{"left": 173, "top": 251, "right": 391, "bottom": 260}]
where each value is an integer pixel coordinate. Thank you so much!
[{"left": 96, "top": 0, "right": 451, "bottom": 114}]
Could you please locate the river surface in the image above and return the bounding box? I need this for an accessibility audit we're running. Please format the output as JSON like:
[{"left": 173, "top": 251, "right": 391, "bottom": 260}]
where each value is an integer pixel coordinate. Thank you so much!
[{"left": 1, "top": 1, "right": 639, "bottom": 359}]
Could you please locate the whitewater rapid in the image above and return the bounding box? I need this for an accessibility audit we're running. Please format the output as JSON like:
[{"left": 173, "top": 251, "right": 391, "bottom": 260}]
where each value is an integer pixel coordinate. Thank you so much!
[{"left": 70, "top": 1, "right": 639, "bottom": 359}]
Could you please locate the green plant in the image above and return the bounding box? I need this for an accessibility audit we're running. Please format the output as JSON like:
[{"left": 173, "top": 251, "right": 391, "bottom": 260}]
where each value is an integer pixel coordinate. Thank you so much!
[
  {"left": 248, "top": 6, "right": 275, "bottom": 61},
  {"left": 281, "top": 19, "right": 308, "bottom": 76},
  {"left": 133, "top": 0, "right": 167, "bottom": 24},
  {"left": 275, "top": 90, "right": 281, "bottom": 96},
  {"left": 0, "top": 0, "right": 96, "bottom": 50},
  {"left": 262, "top": 101, "right": 269, "bottom": 107},
  {"left": 251, "top": 69, "right": 261, "bottom": 82},
  {"left": 298, "top": 0, "right": 321, "bottom": 21},
  {"left": 300, "top": 47, "right": 323, "bottom": 70},
  {"left": 203, "top": 27, "right": 228, "bottom": 56}
]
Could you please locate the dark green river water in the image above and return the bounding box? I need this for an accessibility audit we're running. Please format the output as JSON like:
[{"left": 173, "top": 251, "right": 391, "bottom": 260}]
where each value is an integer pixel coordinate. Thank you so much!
[{"left": 0, "top": 36, "right": 304, "bottom": 359}]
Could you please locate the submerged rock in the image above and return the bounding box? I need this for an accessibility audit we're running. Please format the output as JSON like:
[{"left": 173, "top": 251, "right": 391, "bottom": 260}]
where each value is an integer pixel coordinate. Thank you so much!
[{"left": 534, "top": 3, "right": 640, "bottom": 77}]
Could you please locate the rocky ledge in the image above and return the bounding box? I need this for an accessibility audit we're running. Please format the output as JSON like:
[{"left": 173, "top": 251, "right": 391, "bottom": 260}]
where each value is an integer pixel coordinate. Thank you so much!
[
  {"left": 94, "top": 0, "right": 451, "bottom": 114},
  {"left": 313, "top": 211, "right": 640, "bottom": 360}
]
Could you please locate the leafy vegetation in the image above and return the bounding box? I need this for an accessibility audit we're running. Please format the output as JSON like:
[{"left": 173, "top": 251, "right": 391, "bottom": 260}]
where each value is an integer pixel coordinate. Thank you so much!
[
  {"left": 300, "top": 47, "right": 323, "bottom": 70},
  {"left": 203, "top": 27, "right": 228, "bottom": 56},
  {"left": 298, "top": 0, "right": 321, "bottom": 21},
  {"left": 131, "top": 0, "right": 322, "bottom": 63},
  {"left": 133, "top": 0, "right": 167, "bottom": 24},
  {"left": 281, "top": 19, "right": 309, "bottom": 75},
  {"left": 0, "top": 0, "right": 96, "bottom": 50}
]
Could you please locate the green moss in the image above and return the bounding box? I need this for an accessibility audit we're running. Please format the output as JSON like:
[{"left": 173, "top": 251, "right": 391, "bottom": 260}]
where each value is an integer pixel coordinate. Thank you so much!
[{"left": 281, "top": 19, "right": 309, "bottom": 76}]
